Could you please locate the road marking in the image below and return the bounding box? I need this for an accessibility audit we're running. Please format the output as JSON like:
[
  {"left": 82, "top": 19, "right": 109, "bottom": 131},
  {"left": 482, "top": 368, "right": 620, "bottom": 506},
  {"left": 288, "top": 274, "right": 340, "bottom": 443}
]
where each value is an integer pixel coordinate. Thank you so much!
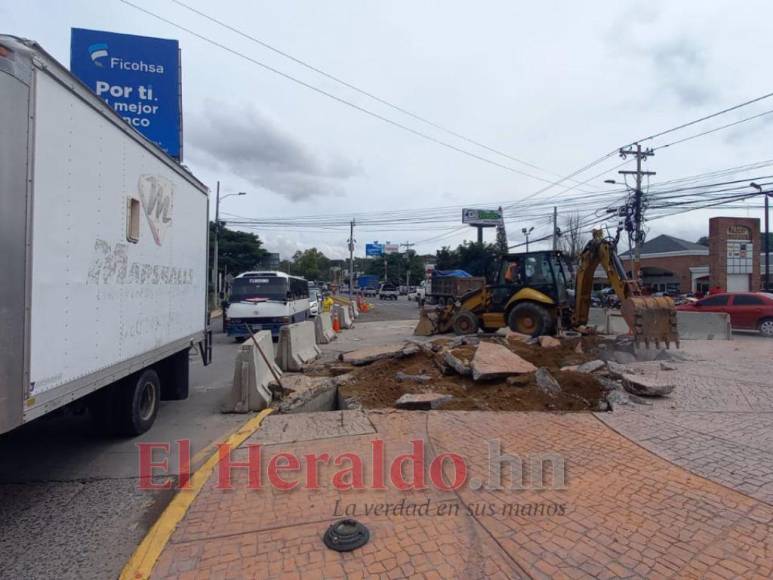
[{"left": 120, "top": 408, "right": 273, "bottom": 580}]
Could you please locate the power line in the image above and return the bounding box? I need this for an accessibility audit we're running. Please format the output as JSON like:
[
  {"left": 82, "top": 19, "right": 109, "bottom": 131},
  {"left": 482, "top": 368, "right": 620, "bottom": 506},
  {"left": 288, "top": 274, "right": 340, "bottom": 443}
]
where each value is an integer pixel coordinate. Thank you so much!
[
  {"left": 119, "top": 0, "right": 571, "bottom": 186},
  {"left": 170, "top": 0, "right": 586, "bottom": 188},
  {"left": 653, "top": 107, "right": 773, "bottom": 150},
  {"left": 632, "top": 89, "right": 773, "bottom": 145}
]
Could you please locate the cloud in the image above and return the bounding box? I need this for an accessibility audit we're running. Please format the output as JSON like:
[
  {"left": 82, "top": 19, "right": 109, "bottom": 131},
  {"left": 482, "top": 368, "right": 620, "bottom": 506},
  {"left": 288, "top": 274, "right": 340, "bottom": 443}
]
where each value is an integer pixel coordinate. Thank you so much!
[
  {"left": 650, "top": 39, "right": 712, "bottom": 106},
  {"left": 186, "top": 101, "right": 359, "bottom": 201}
]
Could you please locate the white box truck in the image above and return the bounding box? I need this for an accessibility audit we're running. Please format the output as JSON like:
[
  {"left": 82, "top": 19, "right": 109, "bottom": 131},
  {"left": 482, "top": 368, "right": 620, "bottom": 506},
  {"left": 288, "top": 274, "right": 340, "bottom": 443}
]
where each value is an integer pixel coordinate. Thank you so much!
[{"left": 0, "top": 36, "right": 211, "bottom": 436}]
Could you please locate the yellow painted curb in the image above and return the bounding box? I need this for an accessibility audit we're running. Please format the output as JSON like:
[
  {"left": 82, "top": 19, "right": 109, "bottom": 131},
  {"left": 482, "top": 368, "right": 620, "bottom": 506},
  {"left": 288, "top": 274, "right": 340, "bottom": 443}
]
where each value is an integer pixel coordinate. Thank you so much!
[{"left": 120, "top": 408, "right": 273, "bottom": 580}]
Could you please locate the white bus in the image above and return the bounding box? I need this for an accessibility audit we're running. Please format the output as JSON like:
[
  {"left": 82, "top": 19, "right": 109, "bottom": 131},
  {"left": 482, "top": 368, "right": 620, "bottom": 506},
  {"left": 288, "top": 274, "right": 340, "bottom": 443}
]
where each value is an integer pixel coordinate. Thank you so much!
[{"left": 224, "top": 271, "right": 310, "bottom": 339}]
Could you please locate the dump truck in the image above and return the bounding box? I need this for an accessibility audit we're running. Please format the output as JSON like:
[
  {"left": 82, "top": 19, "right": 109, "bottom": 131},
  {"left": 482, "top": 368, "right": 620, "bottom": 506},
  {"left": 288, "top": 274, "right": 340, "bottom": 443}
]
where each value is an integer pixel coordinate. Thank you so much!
[
  {"left": 0, "top": 35, "right": 211, "bottom": 436},
  {"left": 425, "top": 270, "right": 487, "bottom": 305},
  {"left": 415, "top": 230, "right": 678, "bottom": 347}
]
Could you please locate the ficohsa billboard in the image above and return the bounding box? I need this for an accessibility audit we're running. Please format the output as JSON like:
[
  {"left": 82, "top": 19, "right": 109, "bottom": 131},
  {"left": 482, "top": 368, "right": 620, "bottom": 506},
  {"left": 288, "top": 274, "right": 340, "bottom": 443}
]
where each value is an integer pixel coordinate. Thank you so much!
[{"left": 70, "top": 28, "right": 182, "bottom": 160}]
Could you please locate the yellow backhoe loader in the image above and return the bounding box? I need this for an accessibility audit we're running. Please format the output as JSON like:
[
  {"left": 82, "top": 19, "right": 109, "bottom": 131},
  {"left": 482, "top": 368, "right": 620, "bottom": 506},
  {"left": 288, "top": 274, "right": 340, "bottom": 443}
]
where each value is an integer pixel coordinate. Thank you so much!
[{"left": 414, "top": 229, "right": 678, "bottom": 347}]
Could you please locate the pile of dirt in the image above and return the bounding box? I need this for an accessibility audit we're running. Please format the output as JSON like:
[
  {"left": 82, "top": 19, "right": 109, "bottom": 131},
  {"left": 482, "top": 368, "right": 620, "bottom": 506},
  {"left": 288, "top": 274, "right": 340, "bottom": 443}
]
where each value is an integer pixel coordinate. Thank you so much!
[{"left": 335, "top": 335, "right": 607, "bottom": 412}]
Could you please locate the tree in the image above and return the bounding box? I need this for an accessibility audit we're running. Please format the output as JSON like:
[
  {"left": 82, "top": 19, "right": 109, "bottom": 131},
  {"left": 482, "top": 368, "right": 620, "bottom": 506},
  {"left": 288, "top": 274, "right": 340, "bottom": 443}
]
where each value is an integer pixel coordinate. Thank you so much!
[
  {"left": 558, "top": 212, "right": 588, "bottom": 265},
  {"left": 209, "top": 222, "right": 267, "bottom": 277},
  {"left": 696, "top": 236, "right": 709, "bottom": 247},
  {"left": 288, "top": 248, "right": 331, "bottom": 281},
  {"left": 433, "top": 242, "right": 498, "bottom": 279}
]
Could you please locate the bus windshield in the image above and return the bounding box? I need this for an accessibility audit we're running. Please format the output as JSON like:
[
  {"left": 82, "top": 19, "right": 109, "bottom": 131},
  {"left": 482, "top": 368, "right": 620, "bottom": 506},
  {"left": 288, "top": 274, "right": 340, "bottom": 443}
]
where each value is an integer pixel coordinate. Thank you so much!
[{"left": 230, "top": 277, "right": 288, "bottom": 301}]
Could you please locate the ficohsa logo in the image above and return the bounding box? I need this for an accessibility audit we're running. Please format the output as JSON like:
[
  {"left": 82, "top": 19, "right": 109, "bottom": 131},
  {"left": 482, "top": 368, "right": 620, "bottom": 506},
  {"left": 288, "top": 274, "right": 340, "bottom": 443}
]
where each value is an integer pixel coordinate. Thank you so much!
[
  {"left": 87, "top": 42, "right": 165, "bottom": 74},
  {"left": 88, "top": 43, "right": 108, "bottom": 67}
]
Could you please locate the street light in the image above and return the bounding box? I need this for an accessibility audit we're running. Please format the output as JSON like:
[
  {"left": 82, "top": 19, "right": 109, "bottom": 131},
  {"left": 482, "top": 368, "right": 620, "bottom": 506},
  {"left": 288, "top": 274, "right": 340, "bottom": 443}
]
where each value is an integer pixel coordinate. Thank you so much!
[
  {"left": 750, "top": 182, "right": 771, "bottom": 291},
  {"left": 604, "top": 179, "right": 617, "bottom": 184},
  {"left": 213, "top": 181, "right": 247, "bottom": 300},
  {"left": 521, "top": 226, "right": 534, "bottom": 252}
]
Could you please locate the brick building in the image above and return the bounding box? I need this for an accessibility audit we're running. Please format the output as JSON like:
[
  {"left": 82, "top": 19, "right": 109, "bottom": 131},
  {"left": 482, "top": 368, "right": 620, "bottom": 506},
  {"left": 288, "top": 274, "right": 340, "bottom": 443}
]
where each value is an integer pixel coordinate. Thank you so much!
[{"left": 592, "top": 216, "right": 766, "bottom": 294}]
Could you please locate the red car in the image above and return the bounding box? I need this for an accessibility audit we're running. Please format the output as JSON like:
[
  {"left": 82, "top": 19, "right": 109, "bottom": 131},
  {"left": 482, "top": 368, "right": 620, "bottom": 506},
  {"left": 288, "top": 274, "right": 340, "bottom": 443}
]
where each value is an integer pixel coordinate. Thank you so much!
[{"left": 677, "top": 292, "right": 773, "bottom": 337}]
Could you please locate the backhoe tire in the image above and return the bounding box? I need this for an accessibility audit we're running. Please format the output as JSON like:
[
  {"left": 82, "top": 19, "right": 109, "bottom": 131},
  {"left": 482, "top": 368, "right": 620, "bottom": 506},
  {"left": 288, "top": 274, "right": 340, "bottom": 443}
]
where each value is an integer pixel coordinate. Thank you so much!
[
  {"left": 452, "top": 310, "right": 479, "bottom": 335},
  {"left": 508, "top": 302, "right": 552, "bottom": 337}
]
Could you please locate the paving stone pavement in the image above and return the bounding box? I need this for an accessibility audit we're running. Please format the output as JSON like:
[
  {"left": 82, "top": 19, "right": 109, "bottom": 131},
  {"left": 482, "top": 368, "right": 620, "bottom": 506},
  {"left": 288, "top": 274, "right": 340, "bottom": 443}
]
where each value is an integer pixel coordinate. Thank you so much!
[
  {"left": 597, "top": 336, "right": 773, "bottom": 506},
  {"left": 151, "top": 409, "right": 772, "bottom": 579}
]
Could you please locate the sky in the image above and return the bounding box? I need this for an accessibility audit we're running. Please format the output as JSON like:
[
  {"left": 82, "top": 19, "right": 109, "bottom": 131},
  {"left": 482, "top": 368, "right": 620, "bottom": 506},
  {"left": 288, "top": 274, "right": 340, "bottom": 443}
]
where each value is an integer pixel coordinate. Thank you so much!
[{"left": 4, "top": 0, "right": 772, "bottom": 259}]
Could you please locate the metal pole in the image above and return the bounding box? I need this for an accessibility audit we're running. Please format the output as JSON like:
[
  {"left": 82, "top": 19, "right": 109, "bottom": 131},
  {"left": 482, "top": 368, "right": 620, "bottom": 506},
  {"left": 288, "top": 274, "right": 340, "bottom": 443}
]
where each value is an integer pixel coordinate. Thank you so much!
[
  {"left": 633, "top": 144, "right": 643, "bottom": 284},
  {"left": 525, "top": 232, "right": 529, "bottom": 252},
  {"left": 477, "top": 226, "right": 483, "bottom": 244},
  {"left": 766, "top": 193, "right": 770, "bottom": 291},
  {"left": 213, "top": 181, "right": 220, "bottom": 299},
  {"left": 348, "top": 219, "right": 355, "bottom": 297}
]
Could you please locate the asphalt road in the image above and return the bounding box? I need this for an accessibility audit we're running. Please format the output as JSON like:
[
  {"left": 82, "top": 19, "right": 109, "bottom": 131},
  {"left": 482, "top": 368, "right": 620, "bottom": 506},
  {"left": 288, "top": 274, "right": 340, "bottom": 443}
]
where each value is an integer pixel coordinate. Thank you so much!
[
  {"left": 359, "top": 294, "right": 420, "bottom": 322},
  {"left": 0, "top": 300, "right": 417, "bottom": 579},
  {"left": 0, "top": 329, "right": 245, "bottom": 580}
]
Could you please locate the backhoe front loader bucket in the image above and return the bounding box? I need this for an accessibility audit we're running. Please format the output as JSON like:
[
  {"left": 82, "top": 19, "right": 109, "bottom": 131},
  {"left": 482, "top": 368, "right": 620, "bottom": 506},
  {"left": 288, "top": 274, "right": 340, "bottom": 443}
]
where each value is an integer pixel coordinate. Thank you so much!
[
  {"left": 620, "top": 296, "right": 679, "bottom": 348},
  {"left": 414, "top": 305, "right": 455, "bottom": 336}
]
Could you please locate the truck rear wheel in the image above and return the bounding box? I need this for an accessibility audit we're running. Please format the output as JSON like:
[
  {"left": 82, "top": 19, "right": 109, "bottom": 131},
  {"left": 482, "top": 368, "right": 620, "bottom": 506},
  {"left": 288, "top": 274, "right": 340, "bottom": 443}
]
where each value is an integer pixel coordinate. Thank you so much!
[
  {"left": 117, "top": 369, "right": 161, "bottom": 435},
  {"left": 508, "top": 302, "right": 552, "bottom": 337}
]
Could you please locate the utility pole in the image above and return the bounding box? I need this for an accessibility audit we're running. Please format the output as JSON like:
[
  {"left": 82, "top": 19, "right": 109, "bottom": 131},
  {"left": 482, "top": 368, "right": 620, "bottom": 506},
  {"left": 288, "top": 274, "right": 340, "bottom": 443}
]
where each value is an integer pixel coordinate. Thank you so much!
[
  {"left": 552, "top": 206, "right": 559, "bottom": 251},
  {"left": 522, "top": 226, "right": 534, "bottom": 252},
  {"left": 348, "top": 219, "right": 355, "bottom": 297},
  {"left": 618, "top": 143, "right": 655, "bottom": 283},
  {"left": 401, "top": 242, "right": 415, "bottom": 287}
]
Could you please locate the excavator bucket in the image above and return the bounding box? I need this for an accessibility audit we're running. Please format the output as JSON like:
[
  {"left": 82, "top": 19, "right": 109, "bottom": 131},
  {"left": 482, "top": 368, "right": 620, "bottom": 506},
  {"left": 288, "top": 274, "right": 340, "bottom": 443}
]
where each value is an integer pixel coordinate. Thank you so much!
[
  {"left": 621, "top": 296, "right": 680, "bottom": 349},
  {"left": 414, "top": 305, "right": 455, "bottom": 336}
]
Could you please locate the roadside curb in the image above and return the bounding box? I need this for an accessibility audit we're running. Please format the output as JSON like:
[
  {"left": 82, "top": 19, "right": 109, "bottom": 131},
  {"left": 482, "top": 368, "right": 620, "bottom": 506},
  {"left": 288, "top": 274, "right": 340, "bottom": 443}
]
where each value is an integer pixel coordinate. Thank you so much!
[{"left": 119, "top": 408, "right": 273, "bottom": 580}]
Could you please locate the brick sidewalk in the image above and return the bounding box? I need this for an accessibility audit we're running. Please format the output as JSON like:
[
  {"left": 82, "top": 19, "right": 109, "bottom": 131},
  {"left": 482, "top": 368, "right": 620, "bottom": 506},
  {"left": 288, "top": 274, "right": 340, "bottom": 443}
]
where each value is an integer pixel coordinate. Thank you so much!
[
  {"left": 151, "top": 410, "right": 772, "bottom": 579},
  {"left": 598, "top": 336, "right": 773, "bottom": 505}
]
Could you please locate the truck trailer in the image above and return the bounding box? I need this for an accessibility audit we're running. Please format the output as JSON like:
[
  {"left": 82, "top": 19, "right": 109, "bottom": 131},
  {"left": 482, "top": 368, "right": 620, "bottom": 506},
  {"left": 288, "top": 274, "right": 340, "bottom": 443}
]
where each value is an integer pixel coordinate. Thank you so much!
[{"left": 0, "top": 35, "right": 211, "bottom": 436}]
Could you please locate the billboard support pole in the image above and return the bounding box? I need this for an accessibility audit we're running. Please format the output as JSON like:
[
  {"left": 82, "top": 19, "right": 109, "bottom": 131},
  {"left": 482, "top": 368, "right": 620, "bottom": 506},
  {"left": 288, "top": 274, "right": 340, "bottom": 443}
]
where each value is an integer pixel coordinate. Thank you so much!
[{"left": 477, "top": 226, "right": 483, "bottom": 244}]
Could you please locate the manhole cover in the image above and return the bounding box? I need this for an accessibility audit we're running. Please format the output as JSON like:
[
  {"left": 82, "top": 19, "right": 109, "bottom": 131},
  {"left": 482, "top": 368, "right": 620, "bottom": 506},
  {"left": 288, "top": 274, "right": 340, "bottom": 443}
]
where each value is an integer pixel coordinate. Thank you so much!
[{"left": 323, "top": 518, "right": 370, "bottom": 552}]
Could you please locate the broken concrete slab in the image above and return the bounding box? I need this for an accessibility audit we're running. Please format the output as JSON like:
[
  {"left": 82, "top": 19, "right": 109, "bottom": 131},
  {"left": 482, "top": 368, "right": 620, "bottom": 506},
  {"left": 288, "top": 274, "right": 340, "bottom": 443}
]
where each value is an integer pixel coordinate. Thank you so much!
[
  {"left": 606, "top": 361, "right": 629, "bottom": 379},
  {"left": 574, "top": 342, "right": 584, "bottom": 354},
  {"left": 395, "top": 371, "right": 431, "bottom": 383},
  {"left": 560, "top": 365, "right": 578, "bottom": 372},
  {"left": 395, "top": 392, "right": 453, "bottom": 410},
  {"left": 538, "top": 335, "right": 561, "bottom": 348},
  {"left": 660, "top": 362, "right": 677, "bottom": 371},
  {"left": 576, "top": 359, "right": 605, "bottom": 374},
  {"left": 341, "top": 343, "right": 407, "bottom": 366},
  {"left": 612, "top": 350, "right": 637, "bottom": 365},
  {"left": 471, "top": 341, "right": 538, "bottom": 381},
  {"left": 535, "top": 367, "right": 561, "bottom": 396},
  {"left": 443, "top": 349, "right": 472, "bottom": 376},
  {"left": 622, "top": 373, "right": 676, "bottom": 397}
]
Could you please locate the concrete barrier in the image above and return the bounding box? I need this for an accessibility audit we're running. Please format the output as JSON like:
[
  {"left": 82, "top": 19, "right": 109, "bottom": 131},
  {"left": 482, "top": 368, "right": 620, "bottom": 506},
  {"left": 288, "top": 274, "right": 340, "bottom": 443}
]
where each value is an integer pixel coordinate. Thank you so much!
[
  {"left": 676, "top": 311, "right": 732, "bottom": 340},
  {"left": 350, "top": 300, "right": 359, "bottom": 319},
  {"left": 314, "top": 311, "right": 337, "bottom": 344},
  {"left": 333, "top": 303, "right": 354, "bottom": 329},
  {"left": 277, "top": 320, "right": 321, "bottom": 371},
  {"left": 222, "top": 330, "right": 278, "bottom": 413}
]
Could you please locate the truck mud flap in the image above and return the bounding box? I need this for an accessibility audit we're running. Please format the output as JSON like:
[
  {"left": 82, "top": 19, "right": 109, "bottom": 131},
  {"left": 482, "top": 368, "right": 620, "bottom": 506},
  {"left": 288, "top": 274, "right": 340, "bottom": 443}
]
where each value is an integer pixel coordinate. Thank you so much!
[{"left": 198, "top": 329, "right": 213, "bottom": 366}]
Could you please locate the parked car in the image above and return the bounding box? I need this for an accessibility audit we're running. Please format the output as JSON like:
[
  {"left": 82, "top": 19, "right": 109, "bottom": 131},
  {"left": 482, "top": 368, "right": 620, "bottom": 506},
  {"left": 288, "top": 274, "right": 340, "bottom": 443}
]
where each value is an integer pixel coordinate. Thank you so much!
[
  {"left": 676, "top": 292, "right": 773, "bottom": 336},
  {"left": 309, "top": 288, "right": 320, "bottom": 317},
  {"left": 378, "top": 284, "right": 399, "bottom": 300}
]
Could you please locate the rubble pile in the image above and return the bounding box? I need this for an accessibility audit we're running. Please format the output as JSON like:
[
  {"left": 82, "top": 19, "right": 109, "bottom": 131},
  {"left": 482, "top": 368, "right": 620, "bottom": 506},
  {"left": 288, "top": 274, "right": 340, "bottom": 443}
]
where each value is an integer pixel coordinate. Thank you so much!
[{"left": 322, "top": 330, "right": 680, "bottom": 412}]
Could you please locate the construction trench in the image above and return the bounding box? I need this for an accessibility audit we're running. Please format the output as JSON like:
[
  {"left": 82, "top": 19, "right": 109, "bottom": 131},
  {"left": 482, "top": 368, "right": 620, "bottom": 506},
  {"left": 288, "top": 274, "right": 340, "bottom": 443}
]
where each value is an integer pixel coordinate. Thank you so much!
[{"left": 271, "top": 330, "right": 684, "bottom": 415}]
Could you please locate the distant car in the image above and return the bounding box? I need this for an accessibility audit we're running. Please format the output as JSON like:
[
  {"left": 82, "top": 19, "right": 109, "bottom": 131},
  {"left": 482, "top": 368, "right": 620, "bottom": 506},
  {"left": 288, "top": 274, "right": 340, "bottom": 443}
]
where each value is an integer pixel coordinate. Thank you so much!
[
  {"left": 378, "top": 284, "right": 399, "bottom": 300},
  {"left": 676, "top": 292, "right": 773, "bottom": 336},
  {"left": 309, "top": 288, "right": 320, "bottom": 317}
]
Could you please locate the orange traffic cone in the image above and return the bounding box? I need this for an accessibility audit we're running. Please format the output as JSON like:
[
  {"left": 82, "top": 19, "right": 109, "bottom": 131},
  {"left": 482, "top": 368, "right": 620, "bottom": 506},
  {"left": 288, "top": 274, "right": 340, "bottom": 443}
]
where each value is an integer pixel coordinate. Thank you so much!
[{"left": 332, "top": 311, "right": 341, "bottom": 333}]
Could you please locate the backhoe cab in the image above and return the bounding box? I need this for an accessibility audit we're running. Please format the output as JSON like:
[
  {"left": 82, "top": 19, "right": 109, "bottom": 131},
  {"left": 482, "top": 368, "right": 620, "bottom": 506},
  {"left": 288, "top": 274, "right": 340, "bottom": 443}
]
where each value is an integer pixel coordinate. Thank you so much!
[{"left": 415, "top": 250, "right": 572, "bottom": 337}]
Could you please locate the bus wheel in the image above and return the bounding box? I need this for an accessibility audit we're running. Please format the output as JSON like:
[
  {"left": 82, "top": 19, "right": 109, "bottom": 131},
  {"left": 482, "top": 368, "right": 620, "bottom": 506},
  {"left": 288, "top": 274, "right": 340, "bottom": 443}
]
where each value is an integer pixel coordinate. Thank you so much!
[{"left": 508, "top": 303, "right": 552, "bottom": 337}]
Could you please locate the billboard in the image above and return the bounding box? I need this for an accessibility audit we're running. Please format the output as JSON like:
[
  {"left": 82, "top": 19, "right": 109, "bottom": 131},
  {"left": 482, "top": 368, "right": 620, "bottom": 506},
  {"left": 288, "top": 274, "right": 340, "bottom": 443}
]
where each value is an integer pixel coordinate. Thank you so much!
[
  {"left": 70, "top": 28, "right": 182, "bottom": 160},
  {"left": 365, "top": 243, "right": 384, "bottom": 257},
  {"left": 384, "top": 243, "right": 400, "bottom": 254},
  {"left": 462, "top": 208, "right": 502, "bottom": 227}
]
